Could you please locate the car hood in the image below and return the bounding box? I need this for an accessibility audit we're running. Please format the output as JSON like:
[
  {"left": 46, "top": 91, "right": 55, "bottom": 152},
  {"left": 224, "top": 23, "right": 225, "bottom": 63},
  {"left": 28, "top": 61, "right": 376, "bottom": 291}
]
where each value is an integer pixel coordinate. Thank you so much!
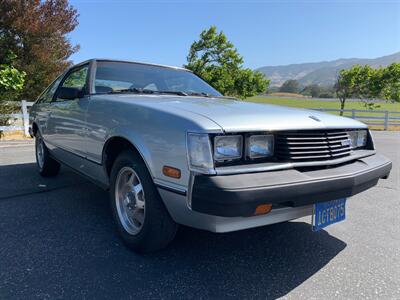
[
  {"left": 159, "top": 97, "right": 366, "bottom": 132},
  {"left": 110, "top": 94, "right": 366, "bottom": 132}
]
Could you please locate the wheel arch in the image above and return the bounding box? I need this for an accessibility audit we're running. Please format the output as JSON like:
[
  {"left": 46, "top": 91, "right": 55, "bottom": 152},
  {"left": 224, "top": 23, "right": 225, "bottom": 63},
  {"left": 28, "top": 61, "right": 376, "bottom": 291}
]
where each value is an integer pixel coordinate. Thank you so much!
[
  {"left": 102, "top": 135, "right": 154, "bottom": 180},
  {"left": 31, "top": 122, "right": 39, "bottom": 136}
]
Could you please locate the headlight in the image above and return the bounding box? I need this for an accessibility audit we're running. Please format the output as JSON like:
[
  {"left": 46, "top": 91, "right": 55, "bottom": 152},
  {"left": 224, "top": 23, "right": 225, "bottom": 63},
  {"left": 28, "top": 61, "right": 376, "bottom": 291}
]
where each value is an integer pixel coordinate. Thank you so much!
[
  {"left": 348, "top": 130, "right": 367, "bottom": 149},
  {"left": 247, "top": 134, "right": 274, "bottom": 159},
  {"left": 214, "top": 135, "right": 243, "bottom": 161},
  {"left": 187, "top": 133, "right": 213, "bottom": 171}
]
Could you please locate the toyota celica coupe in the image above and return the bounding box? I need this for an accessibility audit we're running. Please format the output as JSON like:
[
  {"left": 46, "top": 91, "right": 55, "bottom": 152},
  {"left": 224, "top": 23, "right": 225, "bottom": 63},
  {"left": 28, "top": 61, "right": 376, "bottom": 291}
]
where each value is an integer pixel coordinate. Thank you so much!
[{"left": 29, "top": 59, "right": 392, "bottom": 252}]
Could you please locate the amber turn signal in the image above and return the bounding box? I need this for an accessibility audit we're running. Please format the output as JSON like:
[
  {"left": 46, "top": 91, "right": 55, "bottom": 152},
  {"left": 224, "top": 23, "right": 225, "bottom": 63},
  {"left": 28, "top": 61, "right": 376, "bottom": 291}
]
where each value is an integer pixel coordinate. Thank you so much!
[
  {"left": 162, "top": 166, "right": 181, "bottom": 179},
  {"left": 254, "top": 204, "right": 272, "bottom": 215}
]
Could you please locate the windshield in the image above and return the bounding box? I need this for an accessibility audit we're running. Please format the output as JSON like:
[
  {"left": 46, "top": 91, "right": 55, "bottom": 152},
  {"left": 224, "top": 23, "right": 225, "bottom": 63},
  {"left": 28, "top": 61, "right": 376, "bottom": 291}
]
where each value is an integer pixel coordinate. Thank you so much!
[{"left": 93, "top": 61, "right": 222, "bottom": 97}]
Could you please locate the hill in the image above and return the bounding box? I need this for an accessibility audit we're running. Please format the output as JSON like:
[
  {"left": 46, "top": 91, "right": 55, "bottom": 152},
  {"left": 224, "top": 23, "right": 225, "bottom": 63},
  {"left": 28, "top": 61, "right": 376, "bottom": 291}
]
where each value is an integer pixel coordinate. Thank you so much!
[{"left": 256, "top": 52, "right": 400, "bottom": 87}]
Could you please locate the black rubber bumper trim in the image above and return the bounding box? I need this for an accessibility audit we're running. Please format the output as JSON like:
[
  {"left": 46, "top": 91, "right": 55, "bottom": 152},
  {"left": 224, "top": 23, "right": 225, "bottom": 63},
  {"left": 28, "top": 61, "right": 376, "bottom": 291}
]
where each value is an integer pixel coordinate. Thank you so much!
[
  {"left": 156, "top": 184, "right": 187, "bottom": 196},
  {"left": 191, "top": 154, "right": 392, "bottom": 217}
]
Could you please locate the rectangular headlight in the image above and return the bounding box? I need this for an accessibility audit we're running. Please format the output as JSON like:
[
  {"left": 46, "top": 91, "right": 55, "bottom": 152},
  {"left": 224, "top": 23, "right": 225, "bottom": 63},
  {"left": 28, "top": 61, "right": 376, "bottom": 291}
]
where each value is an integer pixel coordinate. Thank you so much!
[
  {"left": 348, "top": 130, "right": 367, "bottom": 149},
  {"left": 247, "top": 134, "right": 274, "bottom": 159},
  {"left": 214, "top": 135, "right": 243, "bottom": 161},
  {"left": 187, "top": 133, "right": 213, "bottom": 171}
]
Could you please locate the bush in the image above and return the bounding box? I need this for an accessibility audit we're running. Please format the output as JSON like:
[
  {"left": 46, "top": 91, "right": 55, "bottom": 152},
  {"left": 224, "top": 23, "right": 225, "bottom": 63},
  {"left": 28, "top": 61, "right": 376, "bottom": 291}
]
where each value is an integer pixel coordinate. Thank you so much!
[
  {"left": 319, "top": 92, "right": 334, "bottom": 98},
  {"left": 279, "top": 80, "right": 300, "bottom": 93},
  {"left": 0, "top": 52, "right": 26, "bottom": 101},
  {"left": 0, "top": 101, "right": 19, "bottom": 127}
]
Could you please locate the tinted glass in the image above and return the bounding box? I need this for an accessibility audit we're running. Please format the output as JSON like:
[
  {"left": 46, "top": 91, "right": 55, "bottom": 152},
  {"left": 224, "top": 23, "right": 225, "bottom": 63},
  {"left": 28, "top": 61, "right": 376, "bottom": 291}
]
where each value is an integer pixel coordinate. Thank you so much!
[
  {"left": 62, "top": 66, "right": 88, "bottom": 89},
  {"left": 37, "top": 76, "right": 63, "bottom": 103},
  {"left": 94, "top": 61, "right": 222, "bottom": 96},
  {"left": 53, "top": 65, "right": 88, "bottom": 102}
]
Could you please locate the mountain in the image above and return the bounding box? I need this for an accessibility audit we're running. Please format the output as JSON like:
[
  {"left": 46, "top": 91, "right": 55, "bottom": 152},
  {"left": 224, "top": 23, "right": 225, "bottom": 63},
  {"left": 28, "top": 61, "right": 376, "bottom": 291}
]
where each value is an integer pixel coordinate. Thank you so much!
[{"left": 256, "top": 52, "right": 400, "bottom": 87}]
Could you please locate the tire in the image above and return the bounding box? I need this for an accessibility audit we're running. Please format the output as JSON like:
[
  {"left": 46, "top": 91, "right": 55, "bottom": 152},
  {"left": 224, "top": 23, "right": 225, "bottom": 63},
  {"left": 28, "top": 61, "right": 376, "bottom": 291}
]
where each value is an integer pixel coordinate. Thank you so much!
[
  {"left": 109, "top": 150, "right": 178, "bottom": 253},
  {"left": 35, "top": 132, "right": 61, "bottom": 177}
]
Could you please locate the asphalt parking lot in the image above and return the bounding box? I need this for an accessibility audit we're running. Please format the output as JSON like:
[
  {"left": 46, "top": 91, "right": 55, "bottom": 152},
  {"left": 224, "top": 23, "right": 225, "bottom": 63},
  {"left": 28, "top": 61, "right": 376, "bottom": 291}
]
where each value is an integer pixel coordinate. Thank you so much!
[{"left": 0, "top": 131, "right": 399, "bottom": 299}]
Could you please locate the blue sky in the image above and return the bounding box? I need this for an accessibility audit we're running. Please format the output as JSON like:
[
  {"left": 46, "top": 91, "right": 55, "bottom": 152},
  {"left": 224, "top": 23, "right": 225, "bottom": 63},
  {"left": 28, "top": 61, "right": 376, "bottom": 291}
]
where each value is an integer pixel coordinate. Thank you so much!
[{"left": 69, "top": 0, "right": 400, "bottom": 69}]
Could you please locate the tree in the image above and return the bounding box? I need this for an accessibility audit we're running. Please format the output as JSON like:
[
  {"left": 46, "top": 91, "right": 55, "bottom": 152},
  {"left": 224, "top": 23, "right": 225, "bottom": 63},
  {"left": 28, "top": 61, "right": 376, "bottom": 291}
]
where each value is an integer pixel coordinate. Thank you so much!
[
  {"left": 336, "top": 63, "right": 400, "bottom": 114},
  {"left": 184, "top": 26, "right": 269, "bottom": 99},
  {"left": 0, "top": 52, "right": 26, "bottom": 128},
  {"left": 335, "top": 68, "right": 357, "bottom": 115},
  {"left": 0, "top": 0, "right": 79, "bottom": 100},
  {"left": 381, "top": 62, "right": 400, "bottom": 102},
  {"left": 279, "top": 80, "right": 300, "bottom": 93},
  {"left": 335, "top": 65, "right": 379, "bottom": 113},
  {"left": 350, "top": 65, "right": 383, "bottom": 110},
  {"left": 310, "top": 85, "right": 322, "bottom": 98},
  {"left": 301, "top": 84, "right": 322, "bottom": 98},
  {"left": 0, "top": 52, "right": 26, "bottom": 101}
]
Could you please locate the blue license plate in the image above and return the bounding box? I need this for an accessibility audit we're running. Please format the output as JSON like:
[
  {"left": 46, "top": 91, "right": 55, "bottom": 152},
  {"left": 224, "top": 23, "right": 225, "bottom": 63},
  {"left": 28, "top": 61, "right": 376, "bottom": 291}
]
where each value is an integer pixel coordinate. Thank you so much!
[{"left": 312, "top": 198, "right": 346, "bottom": 231}]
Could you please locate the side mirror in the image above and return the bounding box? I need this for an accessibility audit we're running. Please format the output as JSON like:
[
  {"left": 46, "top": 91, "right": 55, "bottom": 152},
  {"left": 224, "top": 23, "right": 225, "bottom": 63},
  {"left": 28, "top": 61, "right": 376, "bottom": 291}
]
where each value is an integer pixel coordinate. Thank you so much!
[{"left": 57, "top": 87, "right": 84, "bottom": 100}]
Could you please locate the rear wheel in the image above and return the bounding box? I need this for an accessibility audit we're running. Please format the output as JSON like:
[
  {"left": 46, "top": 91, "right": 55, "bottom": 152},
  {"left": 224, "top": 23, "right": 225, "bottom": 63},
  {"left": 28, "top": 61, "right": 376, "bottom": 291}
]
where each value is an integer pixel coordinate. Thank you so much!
[
  {"left": 35, "top": 132, "right": 60, "bottom": 177},
  {"left": 109, "top": 150, "right": 178, "bottom": 253}
]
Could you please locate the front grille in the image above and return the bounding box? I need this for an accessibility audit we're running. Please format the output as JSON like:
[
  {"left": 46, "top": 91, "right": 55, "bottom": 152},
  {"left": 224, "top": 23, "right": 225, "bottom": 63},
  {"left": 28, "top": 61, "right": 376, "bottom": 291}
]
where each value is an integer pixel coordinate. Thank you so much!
[{"left": 275, "top": 130, "right": 352, "bottom": 162}]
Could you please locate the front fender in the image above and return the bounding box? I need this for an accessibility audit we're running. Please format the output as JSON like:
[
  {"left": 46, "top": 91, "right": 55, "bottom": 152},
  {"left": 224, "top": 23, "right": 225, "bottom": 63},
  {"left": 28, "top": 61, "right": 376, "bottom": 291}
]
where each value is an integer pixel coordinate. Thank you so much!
[{"left": 103, "top": 127, "right": 155, "bottom": 178}]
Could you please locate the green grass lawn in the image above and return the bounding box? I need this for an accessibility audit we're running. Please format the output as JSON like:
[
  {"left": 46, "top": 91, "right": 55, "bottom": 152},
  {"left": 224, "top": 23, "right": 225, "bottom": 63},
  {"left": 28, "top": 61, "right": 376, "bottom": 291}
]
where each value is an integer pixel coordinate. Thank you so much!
[
  {"left": 246, "top": 96, "right": 400, "bottom": 111},
  {"left": 245, "top": 96, "right": 400, "bottom": 130}
]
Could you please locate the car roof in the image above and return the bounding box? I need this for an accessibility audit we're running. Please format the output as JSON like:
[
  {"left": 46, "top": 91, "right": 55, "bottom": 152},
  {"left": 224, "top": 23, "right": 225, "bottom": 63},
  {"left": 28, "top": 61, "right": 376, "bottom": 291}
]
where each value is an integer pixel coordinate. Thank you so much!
[{"left": 73, "top": 58, "right": 190, "bottom": 72}]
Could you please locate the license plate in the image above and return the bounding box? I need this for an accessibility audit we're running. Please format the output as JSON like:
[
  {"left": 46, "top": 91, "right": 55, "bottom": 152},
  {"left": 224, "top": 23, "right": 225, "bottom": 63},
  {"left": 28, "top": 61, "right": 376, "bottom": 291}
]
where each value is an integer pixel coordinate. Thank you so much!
[{"left": 312, "top": 198, "right": 346, "bottom": 231}]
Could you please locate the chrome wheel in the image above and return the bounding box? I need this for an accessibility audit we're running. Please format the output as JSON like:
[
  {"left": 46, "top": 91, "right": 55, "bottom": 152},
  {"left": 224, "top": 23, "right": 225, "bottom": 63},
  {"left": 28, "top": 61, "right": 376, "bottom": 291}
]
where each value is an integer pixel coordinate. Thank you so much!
[
  {"left": 36, "top": 136, "right": 44, "bottom": 169},
  {"left": 115, "top": 167, "right": 145, "bottom": 235}
]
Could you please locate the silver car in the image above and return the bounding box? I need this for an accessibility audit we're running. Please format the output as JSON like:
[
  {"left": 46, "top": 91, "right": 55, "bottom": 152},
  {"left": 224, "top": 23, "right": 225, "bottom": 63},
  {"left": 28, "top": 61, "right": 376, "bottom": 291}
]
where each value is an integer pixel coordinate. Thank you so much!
[{"left": 30, "top": 59, "right": 392, "bottom": 253}]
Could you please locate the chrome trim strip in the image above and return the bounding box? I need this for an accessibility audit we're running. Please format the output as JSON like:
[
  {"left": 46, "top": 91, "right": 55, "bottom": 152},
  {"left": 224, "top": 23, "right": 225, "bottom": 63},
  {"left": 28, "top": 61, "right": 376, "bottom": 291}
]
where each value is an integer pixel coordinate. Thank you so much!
[
  {"left": 215, "top": 150, "right": 376, "bottom": 175},
  {"left": 45, "top": 140, "right": 103, "bottom": 165},
  {"left": 153, "top": 179, "right": 187, "bottom": 196},
  {"left": 187, "top": 172, "right": 196, "bottom": 208},
  {"left": 156, "top": 184, "right": 187, "bottom": 196}
]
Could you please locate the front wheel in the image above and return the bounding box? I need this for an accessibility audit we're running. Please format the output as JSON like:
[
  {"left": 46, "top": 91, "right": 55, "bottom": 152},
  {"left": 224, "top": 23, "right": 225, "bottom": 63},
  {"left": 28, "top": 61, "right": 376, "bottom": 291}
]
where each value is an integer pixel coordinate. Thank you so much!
[
  {"left": 109, "top": 150, "right": 178, "bottom": 253},
  {"left": 35, "top": 132, "right": 60, "bottom": 177}
]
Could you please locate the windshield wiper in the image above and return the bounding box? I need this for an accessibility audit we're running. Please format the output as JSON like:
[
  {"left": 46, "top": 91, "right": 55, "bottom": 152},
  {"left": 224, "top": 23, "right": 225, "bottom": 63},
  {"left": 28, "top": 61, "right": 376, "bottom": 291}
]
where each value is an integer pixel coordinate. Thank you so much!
[
  {"left": 155, "top": 90, "right": 188, "bottom": 96},
  {"left": 187, "top": 92, "right": 215, "bottom": 98},
  {"left": 108, "top": 88, "right": 154, "bottom": 94},
  {"left": 107, "top": 88, "right": 187, "bottom": 97},
  {"left": 105, "top": 88, "right": 220, "bottom": 98}
]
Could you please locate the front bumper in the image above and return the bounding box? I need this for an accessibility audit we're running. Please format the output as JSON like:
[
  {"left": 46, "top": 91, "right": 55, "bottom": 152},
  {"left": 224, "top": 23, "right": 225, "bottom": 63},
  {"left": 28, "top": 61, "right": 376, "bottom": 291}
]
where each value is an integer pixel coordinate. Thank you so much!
[{"left": 191, "top": 153, "right": 392, "bottom": 217}]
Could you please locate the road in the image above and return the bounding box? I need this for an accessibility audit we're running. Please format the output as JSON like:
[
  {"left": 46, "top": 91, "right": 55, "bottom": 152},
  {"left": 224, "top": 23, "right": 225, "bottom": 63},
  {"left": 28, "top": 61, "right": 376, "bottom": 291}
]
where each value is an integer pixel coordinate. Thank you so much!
[{"left": 0, "top": 132, "right": 399, "bottom": 299}]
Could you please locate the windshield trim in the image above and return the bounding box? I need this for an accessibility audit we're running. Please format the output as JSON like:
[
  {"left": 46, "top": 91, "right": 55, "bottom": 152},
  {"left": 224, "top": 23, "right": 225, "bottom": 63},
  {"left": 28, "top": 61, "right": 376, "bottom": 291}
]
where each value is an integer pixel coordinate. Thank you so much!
[{"left": 94, "top": 59, "right": 189, "bottom": 72}]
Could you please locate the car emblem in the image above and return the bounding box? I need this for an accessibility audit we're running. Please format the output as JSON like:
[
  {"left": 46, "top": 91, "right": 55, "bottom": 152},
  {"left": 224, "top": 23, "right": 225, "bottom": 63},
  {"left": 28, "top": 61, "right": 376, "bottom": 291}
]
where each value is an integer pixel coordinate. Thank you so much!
[
  {"left": 341, "top": 139, "right": 351, "bottom": 147},
  {"left": 309, "top": 115, "right": 321, "bottom": 122}
]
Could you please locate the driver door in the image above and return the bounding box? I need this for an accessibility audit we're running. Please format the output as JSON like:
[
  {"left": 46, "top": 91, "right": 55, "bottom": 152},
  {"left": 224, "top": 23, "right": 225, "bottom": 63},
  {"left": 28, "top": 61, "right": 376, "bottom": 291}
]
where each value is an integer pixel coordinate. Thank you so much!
[{"left": 47, "top": 64, "right": 90, "bottom": 164}]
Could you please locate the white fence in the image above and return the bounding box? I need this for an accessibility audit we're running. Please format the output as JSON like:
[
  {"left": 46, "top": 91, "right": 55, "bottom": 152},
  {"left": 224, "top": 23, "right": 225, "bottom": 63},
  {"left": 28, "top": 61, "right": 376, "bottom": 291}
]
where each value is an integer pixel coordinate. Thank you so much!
[
  {"left": 313, "top": 108, "right": 400, "bottom": 130},
  {"left": 0, "top": 100, "right": 34, "bottom": 136}
]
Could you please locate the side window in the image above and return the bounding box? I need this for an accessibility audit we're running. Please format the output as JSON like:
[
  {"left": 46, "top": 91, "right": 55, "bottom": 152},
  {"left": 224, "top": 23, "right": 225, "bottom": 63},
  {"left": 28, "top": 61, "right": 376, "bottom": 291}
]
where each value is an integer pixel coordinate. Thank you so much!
[
  {"left": 54, "top": 65, "right": 88, "bottom": 102},
  {"left": 143, "top": 83, "right": 158, "bottom": 91},
  {"left": 36, "top": 86, "right": 51, "bottom": 104},
  {"left": 37, "top": 76, "right": 62, "bottom": 104},
  {"left": 62, "top": 66, "right": 88, "bottom": 89},
  {"left": 43, "top": 77, "right": 63, "bottom": 103}
]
